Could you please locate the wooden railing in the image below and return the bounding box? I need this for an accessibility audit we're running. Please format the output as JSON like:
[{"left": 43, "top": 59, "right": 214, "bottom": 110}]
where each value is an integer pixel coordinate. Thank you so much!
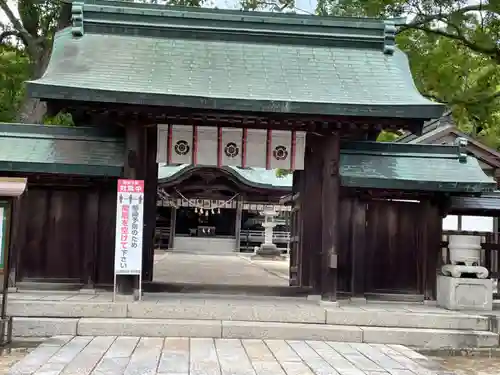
[
  {"left": 155, "top": 227, "right": 171, "bottom": 248},
  {"left": 155, "top": 227, "right": 291, "bottom": 250},
  {"left": 240, "top": 230, "right": 290, "bottom": 244}
]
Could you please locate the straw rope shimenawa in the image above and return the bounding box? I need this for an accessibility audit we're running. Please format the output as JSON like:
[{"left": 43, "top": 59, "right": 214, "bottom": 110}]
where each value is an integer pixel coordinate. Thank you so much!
[{"left": 157, "top": 187, "right": 240, "bottom": 215}]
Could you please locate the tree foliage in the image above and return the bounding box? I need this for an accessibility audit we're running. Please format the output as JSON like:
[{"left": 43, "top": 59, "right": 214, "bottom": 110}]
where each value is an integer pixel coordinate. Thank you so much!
[
  {"left": 0, "top": 44, "right": 29, "bottom": 122},
  {"left": 0, "top": 0, "right": 72, "bottom": 122},
  {"left": 316, "top": 0, "right": 500, "bottom": 148}
]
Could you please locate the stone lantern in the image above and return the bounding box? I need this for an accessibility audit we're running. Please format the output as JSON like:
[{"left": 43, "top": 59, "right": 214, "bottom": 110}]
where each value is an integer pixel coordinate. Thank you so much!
[
  {"left": 437, "top": 234, "right": 492, "bottom": 311},
  {"left": 256, "top": 207, "right": 281, "bottom": 257}
]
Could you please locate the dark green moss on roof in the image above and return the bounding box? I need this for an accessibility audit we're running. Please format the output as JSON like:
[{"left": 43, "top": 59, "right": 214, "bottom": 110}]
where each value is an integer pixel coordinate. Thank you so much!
[
  {"left": 0, "top": 123, "right": 124, "bottom": 176},
  {"left": 27, "top": 0, "right": 443, "bottom": 120}
]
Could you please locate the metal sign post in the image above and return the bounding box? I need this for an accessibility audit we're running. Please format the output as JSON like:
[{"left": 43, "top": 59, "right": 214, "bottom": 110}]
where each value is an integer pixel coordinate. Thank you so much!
[
  {"left": 0, "top": 177, "right": 27, "bottom": 346},
  {"left": 0, "top": 200, "right": 11, "bottom": 346},
  {"left": 0, "top": 201, "right": 10, "bottom": 298},
  {"left": 113, "top": 179, "right": 145, "bottom": 302}
]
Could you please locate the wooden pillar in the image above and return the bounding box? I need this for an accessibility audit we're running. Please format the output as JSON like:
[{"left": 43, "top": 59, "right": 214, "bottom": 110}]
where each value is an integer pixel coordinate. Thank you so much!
[
  {"left": 350, "top": 199, "right": 366, "bottom": 297},
  {"left": 321, "top": 132, "right": 340, "bottom": 301},
  {"left": 289, "top": 171, "right": 302, "bottom": 286},
  {"left": 169, "top": 206, "right": 177, "bottom": 249},
  {"left": 142, "top": 125, "right": 158, "bottom": 282},
  {"left": 423, "top": 200, "right": 441, "bottom": 300},
  {"left": 234, "top": 197, "right": 243, "bottom": 252},
  {"left": 301, "top": 134, "right": 324, "bottom": 292},
  {"left": 118, "top": 122, "right": 143, "bottom": 296},
  {"left": 9, "top": 194, "right": 26, "bottom": 287}
]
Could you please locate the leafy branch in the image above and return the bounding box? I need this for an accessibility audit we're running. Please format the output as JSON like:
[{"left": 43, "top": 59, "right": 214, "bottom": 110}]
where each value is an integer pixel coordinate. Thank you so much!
[{"left": 400, "top": 3, "right": 500, "bottom": 63}]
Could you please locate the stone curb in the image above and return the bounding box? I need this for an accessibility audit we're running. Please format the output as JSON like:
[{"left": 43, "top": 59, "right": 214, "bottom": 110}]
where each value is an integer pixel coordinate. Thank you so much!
[
  {"left": 7, "top": 300, "right": 493, "bottom": 331},
  {"left": 10, "top": 317, "right": 500, "bottom": 348}
]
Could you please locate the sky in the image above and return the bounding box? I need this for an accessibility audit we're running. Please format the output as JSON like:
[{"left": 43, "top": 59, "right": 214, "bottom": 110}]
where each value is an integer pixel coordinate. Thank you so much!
[
  {"left": 0, "top": 0, "right": 318, "bottom": 27},
  {"left": 0, "top": 0, "right": 18, "bottom": 26},
  {"left": 212, "top": 0, "right": 317, "bottom": 13}
]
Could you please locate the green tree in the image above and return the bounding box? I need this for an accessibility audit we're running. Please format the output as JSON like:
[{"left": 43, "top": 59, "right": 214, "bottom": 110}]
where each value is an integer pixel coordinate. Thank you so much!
[
  {"left": 0, "top": 44, "right": 29, "bottom": 122},
  {"left": 315, "top": 0, "right": 500, "bottom": 148},
  {"left": 0, "top": 0, "right": 73, "bottom": 122}
]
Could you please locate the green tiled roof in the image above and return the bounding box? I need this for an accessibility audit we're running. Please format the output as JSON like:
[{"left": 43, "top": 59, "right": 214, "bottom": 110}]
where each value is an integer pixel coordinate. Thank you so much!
[
  {"left": 159, "top": 142, "right": 495, "bottom": 193},
  {"left": 339, "top": 142, "right": 496, "bottom": 193},
  {"left": 158, "top": 165, "right": 293, "bottom": 190},
  {"left": 0, "top": 123, "right": 124, "bottom": 176},
  {"left": 26, "top": 0, "right": 443, "bottom": 120}
]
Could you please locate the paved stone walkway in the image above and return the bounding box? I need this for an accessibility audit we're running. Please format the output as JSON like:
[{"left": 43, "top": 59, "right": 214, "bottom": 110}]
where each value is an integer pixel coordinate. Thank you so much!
[
  {"left": 8, "top": 337, "right": 450, "bottom": 375},
  {"left": 153, "top": 252, "right": 289, "bottom": 286}
]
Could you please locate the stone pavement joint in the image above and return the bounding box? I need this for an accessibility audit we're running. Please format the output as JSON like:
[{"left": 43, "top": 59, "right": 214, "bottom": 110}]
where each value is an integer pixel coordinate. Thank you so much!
[{"left": 8, "top": 337, "right": 453, "bottom": 375}]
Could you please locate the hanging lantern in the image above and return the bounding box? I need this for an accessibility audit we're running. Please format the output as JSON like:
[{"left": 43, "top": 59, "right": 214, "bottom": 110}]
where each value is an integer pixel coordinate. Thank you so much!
[
  {"left": 211, "top": 209, "right": 214, "bottom": 215},
  {"left": 200, "top": 208, "right": 203, "bottom": 215},
  {"left": 194, "top": 207, "right": 198, "bottom": 213},
  {"left": 217, "top": 208, "right": 220, "bottom": 214},
  {"left": 205, "top": 210, "right": 209, "bottom": 216}
]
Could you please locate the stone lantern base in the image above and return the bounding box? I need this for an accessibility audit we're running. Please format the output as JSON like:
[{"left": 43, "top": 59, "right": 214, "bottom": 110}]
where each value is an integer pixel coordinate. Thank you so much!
[
  {"left": 437, "top": 275, "right": 493, "bottom": 311},
  {"left": 256, "top": 243, "right": 281, "bottom": 257}
]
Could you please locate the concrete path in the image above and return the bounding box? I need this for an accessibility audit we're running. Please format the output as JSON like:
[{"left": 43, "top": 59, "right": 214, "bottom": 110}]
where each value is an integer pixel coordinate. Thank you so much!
[
  {"left": 153, "top": 252, "right": 289, "bottom": 286},
  {"left": 8, "top": 337, "right": 449, "bottom": 375}
]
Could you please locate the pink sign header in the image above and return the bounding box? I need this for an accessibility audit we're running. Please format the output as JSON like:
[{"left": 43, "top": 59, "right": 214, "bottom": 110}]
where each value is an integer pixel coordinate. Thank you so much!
[{"left": 117, "top": 179, "right": 144, "bottom": 194}]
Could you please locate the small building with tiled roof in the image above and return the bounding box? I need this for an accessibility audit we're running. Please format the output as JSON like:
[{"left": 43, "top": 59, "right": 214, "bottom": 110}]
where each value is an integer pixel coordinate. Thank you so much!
[{"left": 397, "top": 112, "right": 500, "bottom": 233}]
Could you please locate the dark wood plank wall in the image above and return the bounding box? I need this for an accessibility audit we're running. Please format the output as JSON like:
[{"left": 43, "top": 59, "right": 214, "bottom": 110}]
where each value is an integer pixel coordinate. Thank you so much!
[
  {"left": 10, "top": 178, "right": 117, "bottom": 286},
  {"left": 293, "top": 191, "right": 443, "bottom": 298},
  {"left": 363, "top": 200, "right": 422, "bottom": 294}
]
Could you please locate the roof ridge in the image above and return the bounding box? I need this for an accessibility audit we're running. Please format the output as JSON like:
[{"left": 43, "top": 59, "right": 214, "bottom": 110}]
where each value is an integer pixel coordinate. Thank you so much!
[
  {"left": 396, "top": 109, "right": 453, "bottom": 143},
  {"left": 72, "top": 0, "right": 395, "bottom": 52},
  {"left": 79, "top": 0, "right": 385, "bottom": 23},
  {"left": 341, "top": 140, "right": 461, "bottom": 157}
]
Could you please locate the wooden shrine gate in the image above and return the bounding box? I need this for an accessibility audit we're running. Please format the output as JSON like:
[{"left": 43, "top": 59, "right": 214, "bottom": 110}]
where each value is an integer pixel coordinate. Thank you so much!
[{"left": 288, "top": 192, "right": 442, "bottom": 299}]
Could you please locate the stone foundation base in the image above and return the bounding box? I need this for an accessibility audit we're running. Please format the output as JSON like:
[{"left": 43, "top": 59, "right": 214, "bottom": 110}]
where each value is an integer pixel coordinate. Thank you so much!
[{"left": 437, "top": 275, "right": 493, "bottom": 311}]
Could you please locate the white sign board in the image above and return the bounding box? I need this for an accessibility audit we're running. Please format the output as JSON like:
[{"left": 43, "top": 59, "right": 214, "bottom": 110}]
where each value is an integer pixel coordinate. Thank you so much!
[{"left": 114, "top": 179, "right": 144, "bottom": 275}]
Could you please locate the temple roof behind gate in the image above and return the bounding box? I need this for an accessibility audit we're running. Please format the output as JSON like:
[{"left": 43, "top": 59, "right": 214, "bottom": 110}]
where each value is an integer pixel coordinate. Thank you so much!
[{"left": 27, "top": 0, "right": 443, "bottom": 120}]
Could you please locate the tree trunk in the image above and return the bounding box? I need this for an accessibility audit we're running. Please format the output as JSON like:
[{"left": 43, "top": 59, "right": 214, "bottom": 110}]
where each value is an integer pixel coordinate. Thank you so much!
[
  {"left": 15, "top": 2, "right": 72, "bottom": 124},
  {"left": 16, "top": 48, "right": 50, "bottom": 124}
]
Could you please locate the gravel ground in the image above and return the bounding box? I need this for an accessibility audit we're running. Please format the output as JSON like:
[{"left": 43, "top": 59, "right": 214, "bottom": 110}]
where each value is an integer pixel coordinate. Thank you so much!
[
  {"left": 0, "top": 348, "right": 32, "bottom": 374},
  {"left": 435, "top": 356, "right": 500, "bottom": 375}
]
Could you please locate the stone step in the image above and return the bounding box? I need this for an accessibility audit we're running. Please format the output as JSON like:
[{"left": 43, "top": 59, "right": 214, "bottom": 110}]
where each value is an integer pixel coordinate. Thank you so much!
[
  {"left": 12, "top": 317, "right": 499, "bottom": 349},
  {"left": 326, "top": 308, "right": 491, "bottom": 331},
  {"left": 7, "top": 300, "right": 491, "bottom": 331}
]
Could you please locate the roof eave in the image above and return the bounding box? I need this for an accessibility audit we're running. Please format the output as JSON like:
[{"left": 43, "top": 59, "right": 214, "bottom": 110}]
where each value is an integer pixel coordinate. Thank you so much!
[
  {"left": 27, "top": 82, "right": 445, "bottom": 120},
  {"left": 341, "top": 176, "right": 496, "bottom": 193},
  {"left": 0, "top": 161, "right": 123, "bottom": 177},
  {"left": 158, "top": 165, "right": 292, "bottom": 192}
]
